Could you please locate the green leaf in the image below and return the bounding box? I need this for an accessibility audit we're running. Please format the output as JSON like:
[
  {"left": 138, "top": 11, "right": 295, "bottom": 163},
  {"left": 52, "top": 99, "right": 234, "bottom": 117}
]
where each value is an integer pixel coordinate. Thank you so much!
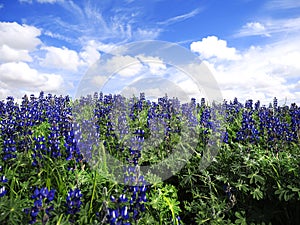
[
  {"left": 235, "top": 182, "right": 249, "bottom": 193},
  {"left": 251, "top": 188, "right": 263, "bottom": 200},
  {"left": 248, "top": 172, "right": 265, "bottom": 185},
  {"left": 287, "top": 185, "right": 300, "bottom": 192},
  {"left": 235, "top": 211, "right": 247, "bottom": 225}
]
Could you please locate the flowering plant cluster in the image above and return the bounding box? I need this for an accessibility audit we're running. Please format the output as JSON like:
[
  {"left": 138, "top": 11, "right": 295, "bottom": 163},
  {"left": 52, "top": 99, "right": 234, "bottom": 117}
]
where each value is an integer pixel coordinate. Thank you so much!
[
  {"left": 0, "top": 166, "right": 7, "bottom": 198},
  {"left": 24, "top": 187, "right": 56, "bottom": 224},
  {"left": 0, "top": 92, "right": 299, "bottom": 224}
]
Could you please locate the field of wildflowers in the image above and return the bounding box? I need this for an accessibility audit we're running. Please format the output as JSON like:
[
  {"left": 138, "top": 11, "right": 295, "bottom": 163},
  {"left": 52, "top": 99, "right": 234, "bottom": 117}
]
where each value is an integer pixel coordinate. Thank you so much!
[{"left": 0, "top": 91, "right": 299, "bottom": 224}]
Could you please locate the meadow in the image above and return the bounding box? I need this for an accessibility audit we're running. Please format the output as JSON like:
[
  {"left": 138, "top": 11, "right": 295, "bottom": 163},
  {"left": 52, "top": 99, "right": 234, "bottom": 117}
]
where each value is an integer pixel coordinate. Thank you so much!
[{"left": 0, "top": 92, "right": 299, "bottom": 225}]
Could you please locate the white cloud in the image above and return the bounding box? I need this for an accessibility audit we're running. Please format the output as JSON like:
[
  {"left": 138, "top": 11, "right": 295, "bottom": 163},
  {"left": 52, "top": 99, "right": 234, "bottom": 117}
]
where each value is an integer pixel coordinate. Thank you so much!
[
  {"left": 19, "top": 0, "right": 33, "bottom": 3},
  {"left": 44, "top": 31, "right": 75, "bottom": 43},
  {"left": 176, "top": 78, "right": 202, "bottom": 96},
  {"left": 236, "top": 17, "right": 300, "bottom": 37},
  {"left": 119, "top": 62, "right": 208, "bottom": 103},
  {"left": 120, "top": 78, "right": 191, "bottom": 102},
  {"left": 0, "top": 45, "right": 32, "bottom": 62},
  {"left": 0, "top": 62, "right": 55, "bottom": 87},
  {"left": 0, "top": 22, "right": 69, "bottom": 99},
  {"left": 91, "top": 75, "right": 107, "bottom": 86},
  {"left": 92, "top": 41, "right": 116, "bottom": 54},
  {"left": 0, "top": 22, "right": 41, "bottom": 50},
  {"left": 42, "top": 0, "right": 161, "bottom": 43},
  {"left": 147, "top": 62, "right": 167, "bottom": 75},
  {"left": 136, "top": 55, "right": 167, "bottom": 76},
  {"left": 241, "top": 22, "right": 270, "bottom": 37},
  {"left": 0, "top": 62, "right": 64, "bottom": 99},
  {"left": 36, "top": 0, "right": 61, "bottom": 3},
  {"left": 117, "top": 63, "right": 144, "bottom": 77},
  {"left": 75, "top": 54, "right": 144, "bottom": 98},
  {"left": 79, "top": 40, "right": 116, "bottom": 66},
  {"left": 0, "top": 22, "right": 41, "bottom": 63},
  {"left": 158, "top": 8, "right": 202, "bottom": 25},
  {"left": 190, "top": 36, "right": 241, "bottom": 61},
  {"left": 104, "top": 55, "right": 142, "bottom": 76},
  {"left": 79, "top": 44, "right": 101, "bottom": 66},
  {"left": 40, "top": 46, "right": 84, "bottom": 71},
  {"left": 134, "top": 28, "right": 161, "bottom": 40},
  {"left": 80, "top": 52, "right": 205, "bottom": 102},
  {"left": 265, "top": 0, "right": 300, "bottom": 10},
  {"left": 192, "top": 36, "right": 300, "bottom": 105},
  {"left": 0, "top": 1, "right": 164, "bottom": 98},
  {"left": 0, "top": 22, "right": 74, "bottom": 100},
  {"left": 19, "top": 0, "right": 61, "bottom": 3}
]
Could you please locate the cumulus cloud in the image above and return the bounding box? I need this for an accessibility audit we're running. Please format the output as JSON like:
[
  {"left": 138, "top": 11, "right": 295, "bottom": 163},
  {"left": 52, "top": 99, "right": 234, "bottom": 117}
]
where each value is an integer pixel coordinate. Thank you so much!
[
  {"left": 0, "top": 45, "right": 32, "bottom": 62},
  {"left": 0, "top": 22, "right": 41, "bottom": 63},
  {"left": 40, "top": 46, "right": 85, "bottom": 71},
  {"left": 117, "top": 63, "right": 144, "bottom": 77},
  {"left": 0, "top": 62, "right": 63, "bottom": 88},
  {"left": 136, "top": 55, "right": 167, "bottom": 76},
  {"left": 0, "top": 21, "right": 82, "bottom": 100},
  {"left": 190, "top": 36, "right": 241, "bottom": 61},
  {"left": 76, "top": 51, "right": 207, "bottom": 102},
  {"left": 191, "top": 36, "right": 300, "bottom": 105},
  {"left": 147, "top": 62, "right": 167, "bottom": 76},
  {"left": 0, "top": 22, "right": 41, "bottom": 50},
  {"left": 104, "top": 55, "right": 142, "bottom": 76},
  {"left": 0, "top": 62, "right": 64, "bottom": 99},
  {"left": 121, "top": 78, "right": 191, "bottom": 102},
  {"left": 79, "top": 46, "right": 100, "bottom": 67},
  {"left": 0, "top": 21, "right": 71, "bottom": 100},
  {"left": 91, "top": 76, "right": 107, "bottom": 86},
  {"left": 79, "top": 40, "right": 116, "bottom": 66}
]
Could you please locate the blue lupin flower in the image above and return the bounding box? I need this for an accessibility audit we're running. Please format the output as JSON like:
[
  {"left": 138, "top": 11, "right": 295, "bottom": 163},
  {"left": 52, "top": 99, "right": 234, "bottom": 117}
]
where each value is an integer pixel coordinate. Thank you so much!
[
  {"left": 0, "top": 186, "right": 7, "bottom": 197},
  {"left": 0, "top": 175, "right": 8, "bottom": 183},
  {"left": 66, "top": 188, "right": 83, "bottom": 215},
  {"left": 25, "top": 187, "right": 55, "bottom": 224},
  {"left": 121, "top": 205, "right": 129, "bottom": 220},
  {"left": 119, "top": 194, "right": 128, "bottom": 203}
]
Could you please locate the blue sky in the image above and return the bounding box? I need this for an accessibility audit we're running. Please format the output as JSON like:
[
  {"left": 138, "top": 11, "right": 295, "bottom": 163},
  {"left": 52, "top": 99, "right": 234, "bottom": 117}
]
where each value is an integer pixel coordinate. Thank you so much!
[{"left": 0, "top": 0, "right": 300, "bottom": 105}]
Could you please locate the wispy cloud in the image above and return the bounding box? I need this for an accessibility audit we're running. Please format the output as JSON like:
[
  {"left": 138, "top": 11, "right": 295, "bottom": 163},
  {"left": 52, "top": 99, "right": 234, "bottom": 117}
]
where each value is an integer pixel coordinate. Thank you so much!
[
  {"left": 238, "top": 22, "right": 270, "bottom": 37},
  {"left": 37, "top": 0, "right": 62, "bottom": 3},
  {"left": 19, "top": 0, "right": 33, "bottom": 3},
  {"left": 19, "top": 0, "right": 62, "bottom": 3},
  {"left": 235, "top": 17, "right": 300, "bottom": 37},
  {"left": 158, "top": 8, "right": 202, "bottom": 25},
  {"left": 43, "top": 31, "right": 76, "bottom": 43},
  {"left": 34, "top": 0, "right": 161, "bottom": 44},
  {"left": 60, "top": 0, "right": 85, "bottom": 19},
  {"left": 265, "top": 0, "right": 300, "bottom": 10},
  {"left": 2, "top": 1, "right": 163, "bottom": 100}
]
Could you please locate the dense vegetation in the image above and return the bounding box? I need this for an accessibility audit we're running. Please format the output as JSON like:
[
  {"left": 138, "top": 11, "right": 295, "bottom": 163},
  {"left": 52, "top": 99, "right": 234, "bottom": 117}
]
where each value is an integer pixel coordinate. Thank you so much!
[{"left": 0, "top": 92, "right": 299, "bottom": 224}]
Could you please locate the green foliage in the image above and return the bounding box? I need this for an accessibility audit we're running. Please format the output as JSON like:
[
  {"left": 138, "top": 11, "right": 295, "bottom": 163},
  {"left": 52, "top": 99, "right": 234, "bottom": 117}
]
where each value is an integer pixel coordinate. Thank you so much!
[
  {"left": 147, "top": 183, "right": 182, "bottom": 225},
  {"left": 1, "top": 94, "right": 300, "bottom": 224}
]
